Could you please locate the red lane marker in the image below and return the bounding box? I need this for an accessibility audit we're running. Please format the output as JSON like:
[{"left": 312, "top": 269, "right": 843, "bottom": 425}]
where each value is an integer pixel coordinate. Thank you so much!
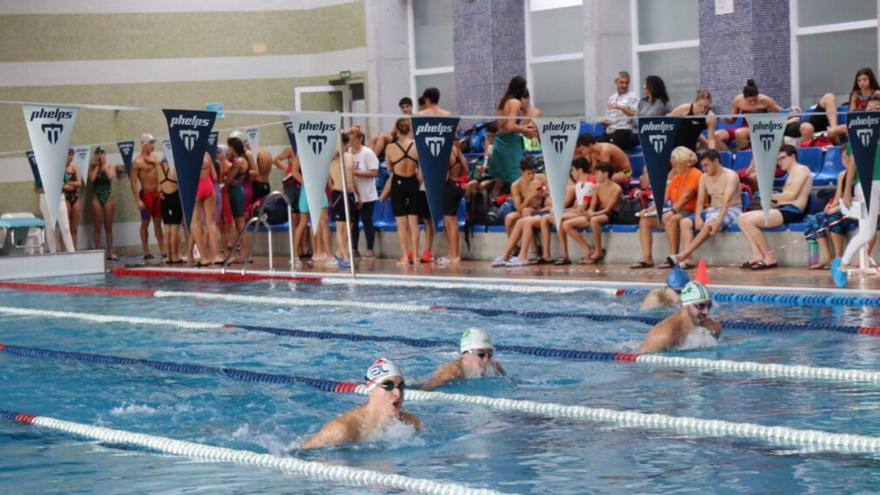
[
  {"left": 615, "top": 289, "right": 625, "bottom": 297},
  {"left": 429, "top": 305, "right": 447, "bottom": 311},
  {"left": 335, "top": 383, "right": 359, "bottom": 393},
  {"left": 0, "top": 343, "right": 5, "bottom": 351},
  {"left": 14, "top": 414, "right": 35, "bottom": 424},
  {"left": 0, "top": 281, "right": 154, "bottom": 297},
  {"left": 112, "top": 268, "right": 323, "bottom": 284},
  {"left": 614, "top": 353, "right": 640, "bottom": 361},
  {"left": 858, "top": 327, "right": 880, "bottom": 335}
]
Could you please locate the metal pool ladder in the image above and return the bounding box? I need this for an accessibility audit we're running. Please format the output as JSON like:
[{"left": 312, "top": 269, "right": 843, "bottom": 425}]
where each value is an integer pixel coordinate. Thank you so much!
[{"left": 222, "top": 191, "right": 295, "bottom": 275}]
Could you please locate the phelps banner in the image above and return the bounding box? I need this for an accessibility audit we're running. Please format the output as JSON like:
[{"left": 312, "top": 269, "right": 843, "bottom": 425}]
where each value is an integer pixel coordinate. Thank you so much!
[
  {"left": 846, "top": 111, "right": 880, "bottom": 212},
  {"left": 289, "top": 112, "right": 340, "bottom": 233},
  {"left": 535, "top": 118, "right": 579, "bottom": 227},
  {"left": 72, "top": 145, "right": 91, "bottom": 186},
  {"left": 22, "top": 104, "right": 79, "bottom": 227},
  {"left": 746, "top": 114, "right": 788, "bottom": 223},
  {"left": 162, "top": 109, "right": 217, "bottom": 227},
  {"left": 411, "top": 116, "right": 460, "bottom": 223},
  {"left": 637, "top": 117, "right": 681, "bottom": 218},
  {"left": 117, "top": 140, "right": 134, "bottom": 176}
]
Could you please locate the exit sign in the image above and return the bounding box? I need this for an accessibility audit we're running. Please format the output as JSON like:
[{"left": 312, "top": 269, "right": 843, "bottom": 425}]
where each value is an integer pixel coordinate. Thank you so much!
[{"left": 339, "top": 70, "right": 351, "bottom": 80}]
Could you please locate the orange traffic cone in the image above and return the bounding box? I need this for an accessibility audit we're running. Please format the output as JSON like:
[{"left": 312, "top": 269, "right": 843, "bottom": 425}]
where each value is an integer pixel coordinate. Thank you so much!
[{"left": 694, "top": 259, "right": 710, "bottom": 285}]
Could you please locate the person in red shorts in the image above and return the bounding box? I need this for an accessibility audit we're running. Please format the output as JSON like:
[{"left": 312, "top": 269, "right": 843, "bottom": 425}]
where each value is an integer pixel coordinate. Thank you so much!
[{"left": 130, "top": 133, "right": 164, "bottom": 260}]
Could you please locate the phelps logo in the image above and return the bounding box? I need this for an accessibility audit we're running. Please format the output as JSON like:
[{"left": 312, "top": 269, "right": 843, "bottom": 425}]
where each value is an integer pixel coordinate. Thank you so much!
[
  {"left": 75, "top": 149, "right": 87, "bottom": 161},
  {"left": 415, "top": 123, "right": 455, "bottom": 135},
  {"left": 307, "top": 135, "right": 328, "bottom": 154},
  {"left": 550, "top": 135, "right": 568, "bottom": 154},
  {"left": 540, "top": 122, "right": 577, "bottom": 134},
  {"left": 207, "top": 132, "right": 217, "bottom": 147},
  {"left": 640, "top": 121, "right": 676, "bottom": 133},
  {"left": 118, "top": 142, "right": 133, "bottom": 155},
  {"left": 857, "top": 129, "right": 874, "bottom": 147},
  {"left": 29, "top": 107, "right": 74, "bottom": 123},
  {"left": 759, "top": 133, "right": 775, "bottom": 151},
  {"left": 297, "top": 121, "right": 337, "bottom": 134},
  {"left": 649, "top": 135, "right": 667, "bottom": 154},
  {"left": 179, "top": 130, "right": 199, "bottom": 151},
  {"left": 41, "top": 123, "right": 63, "bottom": 144},
  {"left": 425, "top": 137, "right": 445, "bottom": 157},
  {"left": 169, "top": 115, "right": 211, "bottom": 128}
]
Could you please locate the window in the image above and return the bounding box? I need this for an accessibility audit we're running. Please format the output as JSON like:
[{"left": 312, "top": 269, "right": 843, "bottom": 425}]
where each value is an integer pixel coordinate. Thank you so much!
[
  {"left": 408, "top": 0, "right": 456, "bottom": 111},
  {"left": 791, "top": 0, "right": 879, "bottom": 109},
  {"left": 525, "top": 0, "right": 585, "bottom": 116},
  {"left": 632, "top": 0, "right": 700, "bottom": 107}
]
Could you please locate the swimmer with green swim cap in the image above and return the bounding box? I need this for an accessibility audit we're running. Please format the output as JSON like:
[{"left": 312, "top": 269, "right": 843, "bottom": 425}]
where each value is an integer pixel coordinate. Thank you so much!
[
  {"left": 422, "top": 328, "right": 506, "bottom": 390},
  {"left": 639, "top": 281, "right": 722, "bottom": 353}
]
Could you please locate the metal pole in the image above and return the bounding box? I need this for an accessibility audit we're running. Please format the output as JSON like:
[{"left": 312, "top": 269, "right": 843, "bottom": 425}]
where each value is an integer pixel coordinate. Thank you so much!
[{"left": 337, "top": 124, "right": 356, "bottom": 279}]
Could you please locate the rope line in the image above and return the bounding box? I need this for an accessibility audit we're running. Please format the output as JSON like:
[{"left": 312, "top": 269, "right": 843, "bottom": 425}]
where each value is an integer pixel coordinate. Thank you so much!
[
  {"left": 2, "top": 281, "right": 878, "bottom": 336},
  {"left": 3, "top": 343, "right": 879, "bottom": 457},
  {"left": 0, "top": 409, "right": 504, "bottom": 495},
  {"left": 1, "top": 305, "right": 878, "bottom": 385}
]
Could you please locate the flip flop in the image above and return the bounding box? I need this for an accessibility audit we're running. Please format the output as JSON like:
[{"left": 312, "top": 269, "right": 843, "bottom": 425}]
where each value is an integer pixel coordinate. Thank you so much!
[
  {"left": 750, "top": 260, "right": 778, "bottom": 270},
  {"left": 629, "top": 261, "right": 654, "bottom": 269},
  {"left": 830, "top": 258, "right": 847, "bottom": 288},
  {"left": 809, "top": 262, "right": 829, "bottom": 270},
  {"left": 554, "top": 257, "right": 572, "bottom": 266},
  {"left": 739, "top": 260, "right": 757, "bottom": 269}
]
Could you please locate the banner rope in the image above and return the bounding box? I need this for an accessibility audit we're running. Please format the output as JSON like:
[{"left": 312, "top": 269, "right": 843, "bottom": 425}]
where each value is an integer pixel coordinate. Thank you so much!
[
  {"left": 3, "top": 343, "right": 879, "bottom": 457},
  {"left": 2, "top": 305, "right": 879, "bottom": 384},
  {"left": 0, "top": 409, "right": 504, "bottom": 495}
]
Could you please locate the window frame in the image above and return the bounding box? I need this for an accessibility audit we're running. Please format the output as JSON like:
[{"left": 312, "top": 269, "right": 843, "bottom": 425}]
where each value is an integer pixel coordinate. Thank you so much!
[
  {"left": 524, "top": 0, "right": 586, "bottom": 115},
  {"left": 407, "top": 0, "right": 455, "bottom": 105}
]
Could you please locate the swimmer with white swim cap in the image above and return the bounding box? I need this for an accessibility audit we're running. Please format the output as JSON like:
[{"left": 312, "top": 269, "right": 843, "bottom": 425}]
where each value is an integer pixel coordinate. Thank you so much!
[
  {"left": 640, "top": 266, "right": 689, "bottom": 311},
  {"left": 302, "top": 358, "right": 421, "bottom": 449},
  {"left": 639, "top": 281, "right": 722, "bottom": 353},
  {"left": 422, "top": 328, "right": 506, "bottom": 391}
]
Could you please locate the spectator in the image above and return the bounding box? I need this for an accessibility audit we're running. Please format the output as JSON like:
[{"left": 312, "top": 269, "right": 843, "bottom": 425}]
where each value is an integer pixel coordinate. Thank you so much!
[
  {"left": 669, "top": 89, "right": 717, "bottom": 151},
  {"left": 368, "top": 96, "right": 413, "bottom": 158},
  {"left": 835, "top": 139, "right": 880, "bottom": 278},
  {"left": 598, "top": 71, "right": 640, "bottom": 149},
  {"left": 413, "top": 87, "right": 452, "bottom": 262},
  {"left": 130, "top": 133, "right": 164, "bottom": 259},
  {"left": 418, "top": 87, "right": 451, "bottom": 116},
  {"left": 576, "top": 133, "right": 632, "bottom": 187},
  {"left": 577, "top": 162, "right": 622, "bottom": 264},
  {"left": 88, "top": 146, "right": 115, "bottom": 260},
  {"left": 272, "top": 144, "right": 306, "bottom": 257},
  {"left": 226, "top": 131, "right": 251, "bottom": 262},
  {"left": 157, "top": 157, "right": 182, "bottom": 264},
  {"left": 62, "top": 148, "right": 82, "bottom": 249},
  {"left": 385, "top": 118, "right": 420, "bottom": 266},
  {"left": 521, "top": 89, "right": 543, "bottom": 151},
  {"left": 797, "top": 88, "right": 848, "bottom": 146},
  {"left": 348, "top": 126, "right": 379, "bottom": 259},
  {"left": 715, "top": 80, "right": 784, "bottom": 151},
  {"left": 488, "top": 76, "right": 537, "bottom": 197},
  {"left": 849, "top": 68, "right": 880, "bottom": 110},
  {"left": 492, "top": 156, "right": 549, "bottom": 266},
  {"left": 803, "top": 168, "right": 855, "bottom": 270},
  {"left": 638, "top": 75, "right": 673, "bottom": 118},
  {"left": 630, "top": 146, "right": 701, "bottom": 269},
  {"left": 189, "top": 152, "right": 222, "bottom": 266},
  {"left": 667, "top": 149, "right": 742, "bottom": 268},
  {"left": 736, "top": 144, "right": 812, "bottom": 270},
  {"left": 329, "top": 135, "right": 356, "bottom": 268},
  {"left": 440, "top": 140, "right": 467, "bottom": 264},
  {"left": 539, "top": 157, "right": 594, "bottom": 265}
]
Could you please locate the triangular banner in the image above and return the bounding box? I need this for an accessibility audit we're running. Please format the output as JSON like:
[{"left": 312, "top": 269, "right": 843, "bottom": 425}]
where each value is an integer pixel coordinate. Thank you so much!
[
  {"left": 117, "top": 140, "right": 134, "bottom": 176},
  {"left": 72, "top": 145, "right": 90, "bottom": 186},
  {"left": 25, "top": 150, "right": 40, "bottom": 186},
  {"left": 162, "top": 109, "right": 217, "bottom": 228},
  {"left": 846, "top": 111, "right": 880, "bottom": 213},
  {"left": 411, "top": 116, "right": 460, "bottom": 223},
  {"left": 161, "top": 138, "right": 175, "bottom": 168},
  {"left": 746, "top": 114, "right": 788, "bottom": 224},
  {"left": 289, "top": 112, "right": 340, "bottom": 233},
  {"left": 245, "top": 127, "right": 261, "bottom": 156},
  {"left": 22, "top": 104, "right": 78, "bottom": 227},
  {"left": 283, "top": 121, "right": 298, "bottom": 153},
  {"left": 535, "top": 118, "right": 580, "bottom": 226},
  {"left": 637, "top": 117, "right": 681, "bottom": 218},
  {"left": 206, "top": 131, "right": 219, "bottom": 163}
]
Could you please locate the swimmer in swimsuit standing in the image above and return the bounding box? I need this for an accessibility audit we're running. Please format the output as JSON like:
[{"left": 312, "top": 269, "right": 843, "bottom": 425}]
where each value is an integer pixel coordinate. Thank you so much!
[
  {"left": 130, "top": 133, "right": 164, "bottom": 260},
  {"left": 639, "top": 281, "right": 721, "bottom": 353}
]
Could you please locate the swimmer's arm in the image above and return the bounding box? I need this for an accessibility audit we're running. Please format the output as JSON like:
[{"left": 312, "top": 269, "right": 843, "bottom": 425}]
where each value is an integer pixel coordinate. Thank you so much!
[
  {"left": 301, "top": 418, "right": 354, "bottom": 449},
  {"left": 400, "top": 411, "right": 423, "bottom": 432},
  {"left": 639, "top": 326, "right": 673, "bottom": 354},
  {"left": 272, "top": 148, "right": 290, "bottom": 172},
  {"left": 421, "top": 361, "right": 462, "bottom": 391},
  {"left": 639, "top": 291, "right": 661, "bottom": 311},
  {"left": 493, "top": 361, "right": 507, "bottom": 377},
  {"left": 704, "top": 317, "right": 722, "bottom": 338}
]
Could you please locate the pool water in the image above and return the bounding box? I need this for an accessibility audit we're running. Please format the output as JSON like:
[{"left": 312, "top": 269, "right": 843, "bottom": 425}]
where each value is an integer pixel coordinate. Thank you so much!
[{"left": 1, "top": 274, "right": 880, "bottom": 494}]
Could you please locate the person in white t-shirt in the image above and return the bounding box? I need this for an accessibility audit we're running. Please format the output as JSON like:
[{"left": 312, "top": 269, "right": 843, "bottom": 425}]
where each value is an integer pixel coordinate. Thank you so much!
[
  {"left": 348, "top": 126, "right": 380, "bottom": 259},
  {"left": 598, "top": 71, "right": 640, "bottom": 150}
]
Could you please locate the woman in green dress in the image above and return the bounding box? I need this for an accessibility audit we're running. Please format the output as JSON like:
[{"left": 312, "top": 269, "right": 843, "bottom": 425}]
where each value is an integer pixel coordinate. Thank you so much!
[{"left": 488, "top": 76, "right": 537, "bottom": 197}]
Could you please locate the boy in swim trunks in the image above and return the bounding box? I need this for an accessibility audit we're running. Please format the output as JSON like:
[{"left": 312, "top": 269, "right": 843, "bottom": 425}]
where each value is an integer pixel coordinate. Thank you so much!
[
  {"left": 639, "top": 281, "right": 722, "bottom": 353},
  {"left": 328, "top": 133, "right": 356, "bottom": 267},
  {"left": 422, "top": 328, "right": 506, "bottom": 391},
  {"left": 302, "top": 358, "right": 421, "bottom": 449},
  {"left": 130, "top": 133, "right": 164, "bottom": 260},
  {"left": 576, "top": 133, "right": 632, "bottom": 187}
]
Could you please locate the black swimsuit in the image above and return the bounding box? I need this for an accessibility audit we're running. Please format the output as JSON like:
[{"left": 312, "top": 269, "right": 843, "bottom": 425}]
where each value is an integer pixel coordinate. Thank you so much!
[{"left": 389, "top": 142, "right": 421, "bottom": 217}]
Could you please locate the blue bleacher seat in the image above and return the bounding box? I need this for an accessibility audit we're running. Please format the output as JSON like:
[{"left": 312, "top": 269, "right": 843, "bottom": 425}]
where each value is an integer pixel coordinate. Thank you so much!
[
  {"left": 629, "top": 154, "right": 645, "bottom": 179},
  {"left": 814, "top": 146, "right": 844, "bottom": 186},
  {"left": 579, "top": 122, "right": 593, "bottom": 136},
  {"left": 732, "top": 150, "right": 752, "bottom": 171},
  {"left": 798, "top": 147, "right": 824, "bottom": 175},
  {"left": 719, "top": 150, "right": 732, "bottom": 169},
  {"left": 594, "top": 123, "right": 605, "bottom": 136}
]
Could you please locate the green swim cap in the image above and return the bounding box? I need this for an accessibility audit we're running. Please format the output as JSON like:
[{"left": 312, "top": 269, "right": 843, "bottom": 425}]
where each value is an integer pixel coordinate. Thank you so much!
[{"left": 680, "top": 281, "right": 711, "bottom": 306}]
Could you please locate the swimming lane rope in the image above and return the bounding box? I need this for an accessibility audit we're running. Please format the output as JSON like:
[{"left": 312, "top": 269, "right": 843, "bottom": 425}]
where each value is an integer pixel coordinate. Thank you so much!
[
  {"left": 0, "top": 409, "right": 504, "bottom": 495},
  {"left": 1, "top": 306, "right": 879, "bottom": 386},
  {"left": 1, "top": 281, "right": 878, "bottom": 336},
  {"left": 2, "top": 343, "right": 879, "bottom": 457}
]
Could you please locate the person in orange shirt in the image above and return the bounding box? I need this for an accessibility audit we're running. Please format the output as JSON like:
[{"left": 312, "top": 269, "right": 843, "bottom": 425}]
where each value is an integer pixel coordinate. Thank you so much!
[{"left": 630, "top": 146, "right": 702, "bottom": 269}]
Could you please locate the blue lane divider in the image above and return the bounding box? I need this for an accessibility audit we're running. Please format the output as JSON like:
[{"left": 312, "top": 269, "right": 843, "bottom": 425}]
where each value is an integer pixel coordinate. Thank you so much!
[{"left": 617, "top": 288, "right": 880, "bottom": 308}]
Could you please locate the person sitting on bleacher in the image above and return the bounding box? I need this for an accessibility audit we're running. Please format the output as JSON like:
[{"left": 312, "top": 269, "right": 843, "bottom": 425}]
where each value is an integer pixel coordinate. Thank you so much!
[
  {"left": 538, "top": 158, "right": 594, "bottom": 265},
  {"left": 666, "top": 149, "right": 742, "bottom": 269},
  {"left": 597, "top": 71, "right": 640, "bottom": 150},
  {"left": 577, "top": 162, "right": 622, "bottom": 264},
  {"left": 492, "top": 157, "right": 549, "bottom": 266},
  {"left": 715, "top": 79, "right": 785, "bottom": 151},
  {"left": 668, "top": 89, "right": 717, "bottom": 151},
  {"left": 803, "top": 163, "right": 858, "bottom": 270},
  {"left": 576, "top": 132, "right": 632, "bottom": 187},
  {"left": 631, "top": 147, "right": 701, "bottom": 269},
  {"left": 736, "top": 144, "right": 812, "bottom": 270},
  {"left": 849, "top": 68, "right": 880, "bottom": 111}
]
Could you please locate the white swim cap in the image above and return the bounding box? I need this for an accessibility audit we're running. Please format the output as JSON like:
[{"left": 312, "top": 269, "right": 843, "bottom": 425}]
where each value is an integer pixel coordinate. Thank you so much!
[
  {"left": 460, "top": 327, "right": 493, "bottom": 354},
  {"left": 364, "top": 358, "right": 402, "bottom": 391},
  {"left": 228, "top": 130, "right": 245, "bottom": 142},
  {"left": 680, "top": 281, "right": 711, "bottom": 306}
]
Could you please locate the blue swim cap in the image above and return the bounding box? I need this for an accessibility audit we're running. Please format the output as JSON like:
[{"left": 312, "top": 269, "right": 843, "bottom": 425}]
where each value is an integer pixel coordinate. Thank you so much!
[{"left": 667, "top": 266, "right": 690, "bottom": 290}]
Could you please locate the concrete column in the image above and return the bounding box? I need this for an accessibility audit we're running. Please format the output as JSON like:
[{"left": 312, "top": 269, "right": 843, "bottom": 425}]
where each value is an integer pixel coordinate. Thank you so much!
[
  {"left": 452, "top": 0, "right": 526, "bottom": 118},
  {"left": 583, "top": 0, "right": 633, "bottom": 119},
  {"left": 364, "top": 0, "right": 411, "bottom": 133},
  {"left": 699, "top": 0, "right": 791, "bottom": 111}
]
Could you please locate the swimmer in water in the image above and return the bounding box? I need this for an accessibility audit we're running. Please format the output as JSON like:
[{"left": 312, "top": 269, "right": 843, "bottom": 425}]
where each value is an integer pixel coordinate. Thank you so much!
[
  {"left": 639, "top": 281, "right": 721, "bottom": 353},
  {"left": 640, "top": 267, "right": 689, "bottom": 311},
  {"left": 302, "top": 358, "right": 421, "bottom": 449},
  {"left": 422, "top": 328, "right": 506, "bottom": 390}
]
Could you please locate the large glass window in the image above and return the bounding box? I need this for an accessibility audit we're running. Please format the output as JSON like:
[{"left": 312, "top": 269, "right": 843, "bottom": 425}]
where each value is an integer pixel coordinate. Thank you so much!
[
  {"left": 793, "top": 0, "right": 879, "bottom": 108},
  {"left": 526, "top": 0, "right": 585, "bottom": 116},
  {"left": 409, "top": 0, "right": 456, "bottom": 111},
  {"left": 632, "top": 0, "right": 699, "bottom": 108}
]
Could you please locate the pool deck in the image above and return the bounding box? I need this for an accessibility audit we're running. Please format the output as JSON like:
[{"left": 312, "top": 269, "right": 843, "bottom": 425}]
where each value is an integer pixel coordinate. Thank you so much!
[{"left": 112, "top": 256, "right": 880, "bottom": 295}]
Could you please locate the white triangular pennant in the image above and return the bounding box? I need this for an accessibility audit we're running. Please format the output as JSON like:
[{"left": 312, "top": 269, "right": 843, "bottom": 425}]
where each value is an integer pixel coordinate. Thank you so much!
[
  {"left": 161, "top": 138, "right": 175, "bottom": 170},
  {"left": 22, "top": 104, "right": 78, "bottom": 227},
  {"left": 289, "top": 113, "right": 340, "bottom": 233},
  {"left": 535, "top": 118, "right": 580, "bottom": 226},
  {"left": 746, "top": 114, "right": 788, "bottom": 224},
  {"left": 72, "top": 145, "right": 90, "bottom": 186}
]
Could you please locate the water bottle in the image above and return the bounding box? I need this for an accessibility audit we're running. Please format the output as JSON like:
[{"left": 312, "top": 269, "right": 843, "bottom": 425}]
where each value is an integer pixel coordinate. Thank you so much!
[{"left": 807, "top": 239, "right": 819, "bottom": 267}]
